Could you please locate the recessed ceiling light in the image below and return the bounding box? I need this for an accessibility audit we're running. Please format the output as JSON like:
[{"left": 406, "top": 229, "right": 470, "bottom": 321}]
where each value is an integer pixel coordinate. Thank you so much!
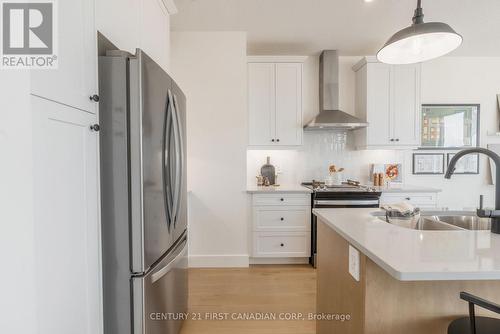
[
  {"left": 364, "top": 0, "right": 374, "bottom": 3},
  {"left": 377, "top": 0, "right": 462, "bottom": 64}
]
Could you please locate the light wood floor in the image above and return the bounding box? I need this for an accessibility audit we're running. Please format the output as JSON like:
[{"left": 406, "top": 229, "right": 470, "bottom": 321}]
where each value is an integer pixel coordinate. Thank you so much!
[{"left": 180, "top": 265, "right": 317, "bottom": 334}]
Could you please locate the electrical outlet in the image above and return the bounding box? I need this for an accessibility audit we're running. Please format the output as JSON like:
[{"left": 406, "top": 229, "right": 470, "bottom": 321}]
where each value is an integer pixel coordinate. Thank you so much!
[{"left": 349, "top": 245, "right": 360, "bottom": 282}]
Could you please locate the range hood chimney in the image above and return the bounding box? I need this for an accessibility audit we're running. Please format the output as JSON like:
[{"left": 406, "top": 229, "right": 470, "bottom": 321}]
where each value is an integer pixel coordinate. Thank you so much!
[{"left": 304, "top": 50, "right": 368, "bottom": 130}]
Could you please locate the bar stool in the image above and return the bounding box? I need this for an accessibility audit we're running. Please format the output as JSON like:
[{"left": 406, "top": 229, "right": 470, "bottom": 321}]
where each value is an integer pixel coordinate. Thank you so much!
[{"left": 448, "top": 292, "right": 500, "bottom": 334}]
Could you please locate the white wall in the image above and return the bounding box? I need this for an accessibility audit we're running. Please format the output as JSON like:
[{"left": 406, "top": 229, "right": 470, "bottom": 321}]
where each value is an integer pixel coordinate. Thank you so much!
[
  {"left": 171, "top": 32, "right": 249, "bottom": 267},
  {"left": 248, "top": 56, "right": 500, "bottom": 209},
  {"left": 96, "top": 0, "right": 171, "bottom": 70}
]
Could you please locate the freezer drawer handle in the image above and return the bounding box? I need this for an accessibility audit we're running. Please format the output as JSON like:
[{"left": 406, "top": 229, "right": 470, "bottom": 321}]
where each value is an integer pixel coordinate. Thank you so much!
[{"left": 151, "top": 240, "right": 187, "bottom": 284}]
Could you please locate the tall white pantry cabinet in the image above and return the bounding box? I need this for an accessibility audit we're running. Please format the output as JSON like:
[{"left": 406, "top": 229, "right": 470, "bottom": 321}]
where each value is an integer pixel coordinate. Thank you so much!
[
  {"left": 30, "top": 0, "right": 101, "bottom": 332},
  {"left": 27, "top": 0, "right": 175, "bottom": 333}
]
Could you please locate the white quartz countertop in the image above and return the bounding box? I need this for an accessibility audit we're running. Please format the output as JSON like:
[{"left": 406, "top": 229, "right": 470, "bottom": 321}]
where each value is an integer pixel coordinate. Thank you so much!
[
  {"left": 248, "top": 184, "right": 439, "bottom": 193},
  {"left": 375, "top": 185, "right": 442, "bottom": 193},
  {"left": 313, "top": 208, "right": 500, "bottom": 281},
  {"left": 247, "top": 185, "right": 312, "bottom": 193}
]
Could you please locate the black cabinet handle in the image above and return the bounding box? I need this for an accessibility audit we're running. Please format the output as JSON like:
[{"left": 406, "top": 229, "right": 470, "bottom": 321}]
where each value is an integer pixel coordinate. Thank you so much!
[
  {"left": 280, "top": 217, "right": 284, "bottom": 221},
  {"left": 390, "top": 138, "right": 394, "bottom": 142},
  {"left": 280, "top": 198, "right": 284, "bottom": 202},
  {"left": 271, "top": 139, "right": 275, "bottom": 142},
  {"left": 405, "top": 197, "right": 411, "bottom": 201},
  {"left": 89, "top": 94, "right": 100, "bottom": 102},
  {"left": 276, "top": 139, "right": 280, "bottom": 142},
  {"left": 90, "top": 124, "right": 100, "bottom": 132},
  {"left": 395, "top": 138, "right": 400, "bottom": 142},
  {"left": 280, "top": 243, "right": 284, "bottom": 247}
]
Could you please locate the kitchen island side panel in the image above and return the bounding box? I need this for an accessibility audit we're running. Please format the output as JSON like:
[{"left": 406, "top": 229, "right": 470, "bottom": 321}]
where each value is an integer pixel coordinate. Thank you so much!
[
  {"left": 364, "top": 259, "right": 500, "bottom": 334},
  {"left": 316, "top": 219, "right": 366, "bottom": 334}
]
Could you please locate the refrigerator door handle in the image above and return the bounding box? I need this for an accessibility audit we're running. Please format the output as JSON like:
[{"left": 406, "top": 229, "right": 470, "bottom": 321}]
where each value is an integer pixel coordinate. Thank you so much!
[
  {"left": 172, "top": 93, "right": 184, "bottom": 228},
  {"left": 170, "top": 92, "right": 182, "bottom": 226},
  {"left": 151, "top": 238, "right": 187, "bottom": 283},
  {"left": 162, "top": 90, "right": 174, "bottom": 229}
]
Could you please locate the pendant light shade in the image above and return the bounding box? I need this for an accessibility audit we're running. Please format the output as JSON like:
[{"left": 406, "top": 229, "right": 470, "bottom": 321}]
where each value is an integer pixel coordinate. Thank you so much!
[{"left": 377, "top": 0, "right": 462, "bottom": 65}]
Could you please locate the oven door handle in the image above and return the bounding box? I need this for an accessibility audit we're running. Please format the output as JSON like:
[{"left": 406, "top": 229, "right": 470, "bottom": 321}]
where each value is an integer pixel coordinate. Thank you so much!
[{"left": 314, "top": 199, "right": 380, "bottom": 206}]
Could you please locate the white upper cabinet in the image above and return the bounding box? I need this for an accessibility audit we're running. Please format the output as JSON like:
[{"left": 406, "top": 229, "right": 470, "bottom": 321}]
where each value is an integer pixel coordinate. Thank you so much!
[
  {"left": 248, "top": 57, "right": 305, "bottom": 147},
  {"left": 392, "top": 65, "right": 421, "bottom": 146},
  {"left": 275, "top": 63, "right": 303, "bottom": 145},
  {"left": 31, "top": 0, "right": 175, "bottom": 114},
  {"left": 140, "top": 0, "right": 171, "bottom": 70},
  {"left": 363, "top": 63, "right": 393, "bottom": 146},
  {"left": 353, "top": 57, "right": 421, "bottom": 149},
  {"left": 96, "top": 0, "right": 173, "bottom": 71},
  {"left": 248, "top": 63, "right": 276, "bottom": 146},
  {"left": 96, "top": 0, "right": 141, "bottom": 55},
  {"left": 30, "top": 0, "right": 97, "bottom": 113}
]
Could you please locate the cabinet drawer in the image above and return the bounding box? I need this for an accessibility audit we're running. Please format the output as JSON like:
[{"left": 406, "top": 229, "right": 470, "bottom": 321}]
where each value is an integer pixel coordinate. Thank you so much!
[
  {"left": 253, "top": 206, "right": 310, "bottom": 231},
  {"left": 253, "top": 232, "right": 310, "bottom": 257},
  {"left": 252, "top": 193, "right": 310, "bottom": 206},
  {"left": 380, "top": 192, "right": 438, "bottom": 207}
]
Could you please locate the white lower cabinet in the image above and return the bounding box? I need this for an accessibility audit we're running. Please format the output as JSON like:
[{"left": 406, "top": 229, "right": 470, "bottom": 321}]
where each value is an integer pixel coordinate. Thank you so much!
[
  {"left": 251, "top": 193, "right": 311, "bottom": 261},
  {"left": 252, "top": 193, "right": 310, "bottom": 206},
  {"left": 253, "top": 232, "right": 310, "bottom": 257},
  {"left": 254, "top": 206, "right": 310, "bottom": 231},
  {"left": 32, "top": 96, "right": 101, "bottom": 334},
  {"left": 380, "top": 192, "right": 439, "bottom": 208}
]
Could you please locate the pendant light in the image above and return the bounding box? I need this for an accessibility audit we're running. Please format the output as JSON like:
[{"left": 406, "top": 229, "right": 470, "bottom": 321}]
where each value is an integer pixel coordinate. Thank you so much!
[{"left": 377, "top": 0, "right": 462, "bottom": 65}]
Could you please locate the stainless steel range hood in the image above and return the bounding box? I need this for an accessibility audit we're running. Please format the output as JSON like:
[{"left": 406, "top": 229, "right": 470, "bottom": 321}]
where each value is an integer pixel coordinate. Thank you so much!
[{"left": 304, "top": 50, "right": 368, "bottom": 130}]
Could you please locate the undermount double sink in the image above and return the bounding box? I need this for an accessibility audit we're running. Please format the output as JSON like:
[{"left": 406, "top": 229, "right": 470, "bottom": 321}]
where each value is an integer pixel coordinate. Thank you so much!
[{"left": 373, "top": 211, "right": 491, "bottom": 231}]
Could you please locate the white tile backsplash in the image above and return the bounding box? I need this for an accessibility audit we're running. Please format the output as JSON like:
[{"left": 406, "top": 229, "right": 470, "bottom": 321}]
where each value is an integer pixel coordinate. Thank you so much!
[{"left": 247, "top": 131, "right": 403, "bottom": 186}]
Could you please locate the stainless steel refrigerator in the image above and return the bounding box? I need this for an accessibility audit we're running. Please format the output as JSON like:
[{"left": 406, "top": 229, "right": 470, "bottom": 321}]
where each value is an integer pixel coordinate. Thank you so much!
[{"left": 98, "top": 49, "right": 188, "bottom": 334}]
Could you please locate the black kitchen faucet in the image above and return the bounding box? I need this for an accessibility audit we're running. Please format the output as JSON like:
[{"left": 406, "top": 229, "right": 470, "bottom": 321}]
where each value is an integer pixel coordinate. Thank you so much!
[{"left": 445, "top": 147, "right": 500, "bottom": 234}]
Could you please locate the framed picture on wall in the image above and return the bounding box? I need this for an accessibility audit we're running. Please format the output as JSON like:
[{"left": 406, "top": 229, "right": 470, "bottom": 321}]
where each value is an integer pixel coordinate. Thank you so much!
[
  {"left": 447, "top": 153, "right": 480, "bottom": 174},
  {"left": 420, "top": 104, "right": 480, "bottom": 149},
  {"left": 413, "top": 153, "right": 445, "bottom": 175}
]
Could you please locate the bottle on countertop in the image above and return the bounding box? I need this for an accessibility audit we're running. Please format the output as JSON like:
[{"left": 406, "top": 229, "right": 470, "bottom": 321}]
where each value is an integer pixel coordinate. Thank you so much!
[
  {"left": 378, "top": 173, "right": 385, "bottom": 187},
  {"left": 260, "top": 156, "right": 276, "bottom": 186},
  {"left": 373, "top": 173, "right": 385, "bottom": 187}
]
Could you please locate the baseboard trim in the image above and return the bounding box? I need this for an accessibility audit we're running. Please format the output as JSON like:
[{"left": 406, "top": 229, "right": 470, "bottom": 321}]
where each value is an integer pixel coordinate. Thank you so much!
[
  {"left": 249, "top": 257, "right": 310, "bottom": 265},
  {"left": 188, "top": 254, "right": 250, "bottom": 268}
]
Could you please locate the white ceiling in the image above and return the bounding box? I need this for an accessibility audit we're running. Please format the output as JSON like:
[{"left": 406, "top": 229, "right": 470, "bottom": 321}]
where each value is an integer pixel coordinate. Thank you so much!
[{"left": 171, "top": 0, "right": 500, "bottom": 56}]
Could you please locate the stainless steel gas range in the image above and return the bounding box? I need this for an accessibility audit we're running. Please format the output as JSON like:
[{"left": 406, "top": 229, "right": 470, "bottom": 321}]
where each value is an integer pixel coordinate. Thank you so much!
[{"left": 301, "top": 181, "right": 382, "bottom": 267}]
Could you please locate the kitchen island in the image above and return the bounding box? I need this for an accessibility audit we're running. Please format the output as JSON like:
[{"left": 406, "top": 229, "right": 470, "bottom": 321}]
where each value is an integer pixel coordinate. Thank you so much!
[{"left": 314, "top": 208, "right": 500, "bottom": 334}]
